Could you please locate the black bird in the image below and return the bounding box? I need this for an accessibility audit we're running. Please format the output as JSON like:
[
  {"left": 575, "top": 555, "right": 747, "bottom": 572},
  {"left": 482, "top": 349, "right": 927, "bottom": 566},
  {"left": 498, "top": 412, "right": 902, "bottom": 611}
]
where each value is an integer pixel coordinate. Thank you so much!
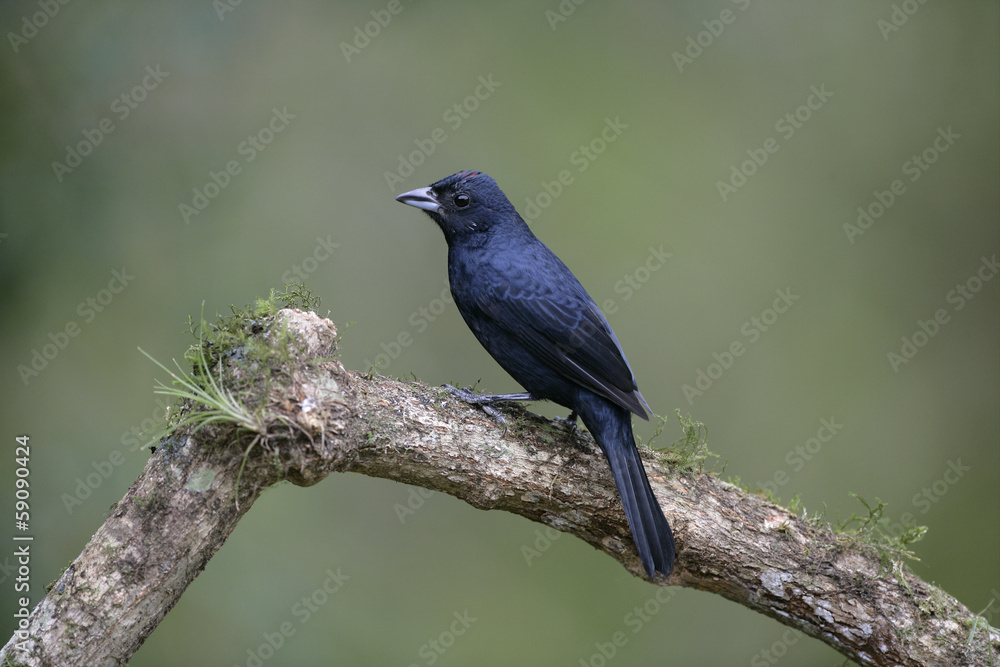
[{"left": 395, "top": 170, "right": 675, "bottom": 577}]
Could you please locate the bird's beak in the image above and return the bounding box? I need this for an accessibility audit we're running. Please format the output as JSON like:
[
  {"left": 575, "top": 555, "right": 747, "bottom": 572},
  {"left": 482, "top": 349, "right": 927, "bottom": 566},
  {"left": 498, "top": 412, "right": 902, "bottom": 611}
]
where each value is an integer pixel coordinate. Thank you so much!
[{"left": 395, "top": 187, "right": 441, "bottom": 213}]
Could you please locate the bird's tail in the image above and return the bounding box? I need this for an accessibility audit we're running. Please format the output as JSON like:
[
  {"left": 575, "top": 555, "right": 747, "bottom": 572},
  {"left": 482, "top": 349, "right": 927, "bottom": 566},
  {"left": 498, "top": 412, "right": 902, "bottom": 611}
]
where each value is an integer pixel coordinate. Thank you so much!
[{"left": 575, "top": 394, "right": 675, "bottom": 577}]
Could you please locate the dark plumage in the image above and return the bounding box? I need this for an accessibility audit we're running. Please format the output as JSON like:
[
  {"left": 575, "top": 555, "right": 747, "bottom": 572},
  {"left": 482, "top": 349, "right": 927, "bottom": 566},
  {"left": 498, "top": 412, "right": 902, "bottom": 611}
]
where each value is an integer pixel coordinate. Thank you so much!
[{"left": 395, "top": 170, "right": 675, "bottom": 577}]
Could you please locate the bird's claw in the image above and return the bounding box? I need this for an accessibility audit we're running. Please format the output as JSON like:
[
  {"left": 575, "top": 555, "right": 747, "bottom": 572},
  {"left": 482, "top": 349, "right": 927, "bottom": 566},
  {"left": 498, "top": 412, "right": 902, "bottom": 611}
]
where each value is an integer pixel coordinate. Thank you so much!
[
  {"left": 444, "top": 384, "right": 532, "bottom": 433},
  {"left": 553, "top": 411, "right": 579, "bottom": 436},
  {"left": 479, "top": 404, "right": 507, "bottom": 428},
  {"left": 444, "top": 384, "right": 492, "bottom": 406}
]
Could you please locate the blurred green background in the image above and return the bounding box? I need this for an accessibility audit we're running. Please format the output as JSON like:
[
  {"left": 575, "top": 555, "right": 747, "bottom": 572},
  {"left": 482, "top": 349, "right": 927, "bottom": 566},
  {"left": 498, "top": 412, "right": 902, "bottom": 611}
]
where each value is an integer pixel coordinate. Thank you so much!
[{"left": 1, "top": 2, "right": 997, "bottom": 665}]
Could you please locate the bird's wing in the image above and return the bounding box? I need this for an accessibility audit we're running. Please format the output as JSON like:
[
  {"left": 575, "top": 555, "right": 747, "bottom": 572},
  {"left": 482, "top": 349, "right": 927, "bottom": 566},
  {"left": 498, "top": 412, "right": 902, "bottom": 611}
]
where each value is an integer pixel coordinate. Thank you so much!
[{"left": 472, "top": 277, "right": 651, "bottom": 419}]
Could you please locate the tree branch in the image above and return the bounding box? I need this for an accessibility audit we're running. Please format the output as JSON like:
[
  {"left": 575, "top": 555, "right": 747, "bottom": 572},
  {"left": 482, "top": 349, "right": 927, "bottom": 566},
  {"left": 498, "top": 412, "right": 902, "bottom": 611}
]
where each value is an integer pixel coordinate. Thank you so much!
[{"left": 2, "top": 309, "right": 996, "bottom": 666}]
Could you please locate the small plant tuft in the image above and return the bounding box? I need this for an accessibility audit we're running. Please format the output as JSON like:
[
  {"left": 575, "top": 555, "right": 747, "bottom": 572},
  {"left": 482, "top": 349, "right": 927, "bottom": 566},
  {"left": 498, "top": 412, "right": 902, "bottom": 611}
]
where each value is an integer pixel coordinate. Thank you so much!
[
  {"left": 964, "top": 599, "right": 1000, "bottom": 666},
  {"left": 139, "top": 336, "right": 263, "bottom": 440},
  {"left": 648, "top": 410, "right": 718, "bottom": 474},
  {"left": 137, "top": 284, "right": 318, "bottom": 507},
  {"left": 834, "top": 493, "right": 927, "bottom": 584}
]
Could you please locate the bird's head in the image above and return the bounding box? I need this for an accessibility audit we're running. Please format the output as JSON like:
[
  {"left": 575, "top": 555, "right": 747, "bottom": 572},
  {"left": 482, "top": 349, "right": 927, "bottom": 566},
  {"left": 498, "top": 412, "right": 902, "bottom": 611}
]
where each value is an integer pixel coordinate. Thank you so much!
[{"left": 395, "top": 170, "right": 519, "bottom": 242}]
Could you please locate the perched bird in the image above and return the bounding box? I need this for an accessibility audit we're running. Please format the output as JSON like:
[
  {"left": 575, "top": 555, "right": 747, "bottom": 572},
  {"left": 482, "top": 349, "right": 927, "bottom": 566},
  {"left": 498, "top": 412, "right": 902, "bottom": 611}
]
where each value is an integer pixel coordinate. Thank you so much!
[{"left": 395, "top": 170, "right": 675, "bottom": 577}]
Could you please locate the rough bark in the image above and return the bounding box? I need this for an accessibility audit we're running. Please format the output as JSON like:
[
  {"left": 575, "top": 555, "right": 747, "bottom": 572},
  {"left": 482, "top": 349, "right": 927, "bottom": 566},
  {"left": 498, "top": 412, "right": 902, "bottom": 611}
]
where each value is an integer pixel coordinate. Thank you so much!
[{"left": 2, "top": 309, "right": 996, "bottom": 666}]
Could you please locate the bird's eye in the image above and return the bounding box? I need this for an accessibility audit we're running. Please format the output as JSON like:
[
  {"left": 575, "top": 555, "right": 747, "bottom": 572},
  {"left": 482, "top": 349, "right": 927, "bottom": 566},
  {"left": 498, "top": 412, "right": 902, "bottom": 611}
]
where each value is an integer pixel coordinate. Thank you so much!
[{"left": 454, "top": 194, "right": 471, "bottom": 208}]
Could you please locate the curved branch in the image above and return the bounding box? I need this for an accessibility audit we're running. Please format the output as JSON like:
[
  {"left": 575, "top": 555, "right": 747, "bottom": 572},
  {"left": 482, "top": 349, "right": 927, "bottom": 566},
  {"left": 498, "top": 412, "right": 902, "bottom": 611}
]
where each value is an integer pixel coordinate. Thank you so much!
[{"left": 2, "top": 309, "right": 995, "bottom": 666}]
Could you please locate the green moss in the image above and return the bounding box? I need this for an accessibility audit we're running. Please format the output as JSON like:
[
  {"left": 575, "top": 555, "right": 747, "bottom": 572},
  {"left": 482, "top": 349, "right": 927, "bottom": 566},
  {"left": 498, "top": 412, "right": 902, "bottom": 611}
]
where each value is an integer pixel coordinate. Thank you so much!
[
  {"left": 136, "top": 283, "right": 323, "bottom": 506},
  {"left": 647, "top": 410, "right": 718, "bottom": 474},
  {"left": 917, "top": 585, "right": 951, "bottom": 618},
  {"left": 831, "top": 493, "right": 927, "bottom": 587},
  {"left": 182, "top": 283, "right": 320, "bottom": 376},
  {"left": 739, "top": 485, "right": 927, "bottom": 586},
  {"left": 140, "top": 283, "right": 323, "bottom": 441},
  {"left": 963, "top": 600, "right": 1000, "bottom": 665}
]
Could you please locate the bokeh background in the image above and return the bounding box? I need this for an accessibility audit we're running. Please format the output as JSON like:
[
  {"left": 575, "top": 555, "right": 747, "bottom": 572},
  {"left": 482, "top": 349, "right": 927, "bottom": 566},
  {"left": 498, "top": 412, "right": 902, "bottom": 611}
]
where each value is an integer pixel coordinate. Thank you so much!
[{"left": 1, "top": 2, "right": 998, "bottom": 665}]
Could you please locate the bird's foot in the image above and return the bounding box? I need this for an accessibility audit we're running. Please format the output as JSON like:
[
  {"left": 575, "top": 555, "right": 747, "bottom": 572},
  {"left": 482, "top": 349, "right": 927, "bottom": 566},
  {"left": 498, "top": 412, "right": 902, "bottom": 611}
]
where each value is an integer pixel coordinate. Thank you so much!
[
  {"left": 443, "top": 385, "right": 533, "bottom": 431},
  {"left": 444, "top": 385, "right": 533, "bottom": 408},
  {"left": 552, "top": 411, "right": 579, "bottom": 436}
]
